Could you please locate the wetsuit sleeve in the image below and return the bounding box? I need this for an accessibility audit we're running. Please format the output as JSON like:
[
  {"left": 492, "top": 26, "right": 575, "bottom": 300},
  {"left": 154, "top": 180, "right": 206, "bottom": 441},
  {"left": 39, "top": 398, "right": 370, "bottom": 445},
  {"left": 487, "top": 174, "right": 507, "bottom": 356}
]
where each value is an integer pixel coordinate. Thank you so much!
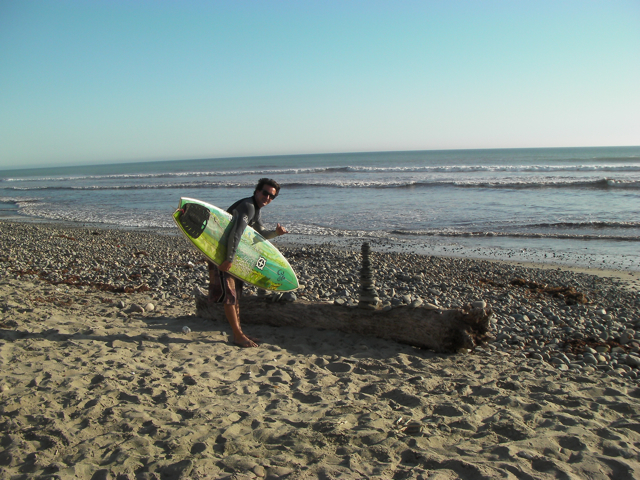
[
  {"left": 252, "top": 212, "right": 279, "bottom": 240},
  {"left": 225, "top": 201, "right": 255, "bottom": 263}
]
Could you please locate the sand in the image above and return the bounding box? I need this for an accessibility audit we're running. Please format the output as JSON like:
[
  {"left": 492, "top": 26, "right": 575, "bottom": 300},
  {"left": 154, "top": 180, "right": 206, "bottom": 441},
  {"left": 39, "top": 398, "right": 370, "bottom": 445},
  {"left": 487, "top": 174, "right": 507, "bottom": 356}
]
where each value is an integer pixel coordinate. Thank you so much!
[{"left": 1, "top": 223, "right": 640, "bottom": 479}]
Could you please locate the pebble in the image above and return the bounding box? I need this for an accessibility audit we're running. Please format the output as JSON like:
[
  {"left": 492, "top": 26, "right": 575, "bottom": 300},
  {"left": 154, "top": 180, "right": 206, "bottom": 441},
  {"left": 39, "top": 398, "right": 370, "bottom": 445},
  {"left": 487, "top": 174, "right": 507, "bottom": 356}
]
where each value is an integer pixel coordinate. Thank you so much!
[
  {"left": 130, "top": 304, "right": 145, "bottom": 314},
  {"left": 404, "top": 421, "right": 423, "bottom": 435},
  {"left": 626, "top": 355, "right": 640, "bottom": 368}
]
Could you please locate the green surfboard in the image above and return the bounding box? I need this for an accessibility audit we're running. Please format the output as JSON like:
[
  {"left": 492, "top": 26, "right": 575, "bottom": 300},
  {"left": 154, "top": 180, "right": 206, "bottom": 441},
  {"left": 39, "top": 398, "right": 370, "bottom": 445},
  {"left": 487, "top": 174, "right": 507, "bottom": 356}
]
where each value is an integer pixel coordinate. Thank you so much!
[{"left": 173, "top": 197, "right": 298, "bottom": 292}]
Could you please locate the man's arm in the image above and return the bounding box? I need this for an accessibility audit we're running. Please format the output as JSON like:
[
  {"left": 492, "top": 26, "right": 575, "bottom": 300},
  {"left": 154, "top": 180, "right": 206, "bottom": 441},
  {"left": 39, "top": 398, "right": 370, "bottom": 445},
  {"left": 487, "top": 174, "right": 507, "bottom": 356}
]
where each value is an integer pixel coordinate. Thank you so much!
[
  {"left": 253, "top": 219, "right": 288, "bottom": 239},
  {"left": 224, "top": 201, "right": 255, "bottom": 266},
  {"left": 220, "top": 223, "right": 287, "bottom": 272}
]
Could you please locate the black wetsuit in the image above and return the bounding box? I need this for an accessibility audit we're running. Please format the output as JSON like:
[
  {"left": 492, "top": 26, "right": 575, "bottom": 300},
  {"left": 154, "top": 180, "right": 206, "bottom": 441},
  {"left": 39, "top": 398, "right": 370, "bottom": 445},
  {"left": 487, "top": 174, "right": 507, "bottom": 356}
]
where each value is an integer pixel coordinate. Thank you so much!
[{"left": 224, "top": 196, "right": 279, "bottom": 263}]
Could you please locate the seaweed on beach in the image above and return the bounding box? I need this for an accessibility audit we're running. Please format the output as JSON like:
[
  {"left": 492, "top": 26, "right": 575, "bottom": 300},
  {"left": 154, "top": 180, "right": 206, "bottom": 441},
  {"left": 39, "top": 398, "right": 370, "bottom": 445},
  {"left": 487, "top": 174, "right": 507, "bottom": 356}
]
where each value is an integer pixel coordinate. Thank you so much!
[
  {"left": 31, "top": 295, "right": 74, "bottom": 307},
  {"left": 11, "top": 268, "right": 151, "bottom": 294},
  {"left": 510, "top": 277, "right": 590, "bottom": 304},
  {"left": 562, "top": 337, "right": 629, "bottom": 355}
]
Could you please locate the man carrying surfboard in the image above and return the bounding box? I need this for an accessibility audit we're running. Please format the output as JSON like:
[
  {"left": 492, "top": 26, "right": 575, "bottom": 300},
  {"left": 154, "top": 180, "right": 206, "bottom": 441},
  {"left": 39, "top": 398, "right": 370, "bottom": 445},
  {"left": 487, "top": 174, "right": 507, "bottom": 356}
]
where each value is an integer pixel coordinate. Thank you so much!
[{"left": 208, "top": 178, "right": 288, "bottom": 348}]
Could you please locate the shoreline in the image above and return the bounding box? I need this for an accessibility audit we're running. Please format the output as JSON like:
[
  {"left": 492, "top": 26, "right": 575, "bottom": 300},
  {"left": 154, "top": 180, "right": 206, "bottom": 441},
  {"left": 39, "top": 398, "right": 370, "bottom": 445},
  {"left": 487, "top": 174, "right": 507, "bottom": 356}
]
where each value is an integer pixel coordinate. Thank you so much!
[
  {"left": 3, "top": 219, "right": 636, "bottom": 302},
  {"left": 1, "top": 216, "right": 639, "bottom": 295},
  {"left": 2, "top": 212, "right": 639, "bottom": 275},
  {"left": 2, "top": 220, "right": 640, "bottom": 478},
  {"left": 279, "top": 233, "right": 640, "bottom": 292}
]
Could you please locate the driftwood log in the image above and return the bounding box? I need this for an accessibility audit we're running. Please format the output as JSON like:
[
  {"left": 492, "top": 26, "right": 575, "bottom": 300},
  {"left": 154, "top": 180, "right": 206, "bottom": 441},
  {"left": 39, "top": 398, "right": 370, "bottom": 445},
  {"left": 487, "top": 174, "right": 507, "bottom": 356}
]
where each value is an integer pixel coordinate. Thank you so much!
[{"left": 194, "top": 289, "right": 494, "bottom": 353}]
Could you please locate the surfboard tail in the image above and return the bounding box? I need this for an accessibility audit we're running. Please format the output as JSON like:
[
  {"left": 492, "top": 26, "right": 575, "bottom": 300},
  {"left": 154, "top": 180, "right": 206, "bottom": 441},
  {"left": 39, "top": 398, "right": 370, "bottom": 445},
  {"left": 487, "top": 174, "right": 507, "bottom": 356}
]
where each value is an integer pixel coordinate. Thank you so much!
[{"left": 178, "top": 202, "right": 210, "bottom": 239}]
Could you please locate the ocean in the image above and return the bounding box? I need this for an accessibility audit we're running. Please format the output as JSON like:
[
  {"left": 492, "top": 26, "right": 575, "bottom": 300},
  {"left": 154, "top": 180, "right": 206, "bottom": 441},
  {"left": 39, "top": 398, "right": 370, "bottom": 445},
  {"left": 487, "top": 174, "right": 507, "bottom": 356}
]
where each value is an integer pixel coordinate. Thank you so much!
[{"left": 1, "top": 146, "right": 639, "bottom": 271}]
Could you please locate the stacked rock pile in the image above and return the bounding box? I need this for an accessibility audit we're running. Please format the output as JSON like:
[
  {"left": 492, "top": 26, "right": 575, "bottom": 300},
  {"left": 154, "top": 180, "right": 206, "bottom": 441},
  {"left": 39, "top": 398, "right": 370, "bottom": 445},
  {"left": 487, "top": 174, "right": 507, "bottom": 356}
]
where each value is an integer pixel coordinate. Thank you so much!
[{"left": 358, "top": 242, "right": 380, "bottom": 309}]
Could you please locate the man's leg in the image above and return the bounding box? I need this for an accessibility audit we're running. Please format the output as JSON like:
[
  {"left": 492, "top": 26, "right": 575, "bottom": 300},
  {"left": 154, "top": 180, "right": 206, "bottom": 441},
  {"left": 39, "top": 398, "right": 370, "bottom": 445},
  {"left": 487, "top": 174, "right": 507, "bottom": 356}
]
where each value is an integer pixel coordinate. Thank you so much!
[
  {"left": 207, "top": 261, "right": 224, "bottom": 302},
  {"left": 223, "top": 276, "right": 258, "bottom": 348},
  {"left": 208, "top": 262, "right": 257, "bottom": 347},
  {"left": 224, "top": 304, "right": 258, "bottom": 347}
]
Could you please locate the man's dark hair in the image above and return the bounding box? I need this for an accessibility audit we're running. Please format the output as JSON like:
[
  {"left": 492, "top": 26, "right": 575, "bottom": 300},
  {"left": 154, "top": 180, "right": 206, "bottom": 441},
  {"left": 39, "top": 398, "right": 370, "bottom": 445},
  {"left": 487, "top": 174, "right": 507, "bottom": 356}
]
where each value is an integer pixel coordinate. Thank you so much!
[{"left": 255, "top": 178, "right": 281, "bottom": 197}]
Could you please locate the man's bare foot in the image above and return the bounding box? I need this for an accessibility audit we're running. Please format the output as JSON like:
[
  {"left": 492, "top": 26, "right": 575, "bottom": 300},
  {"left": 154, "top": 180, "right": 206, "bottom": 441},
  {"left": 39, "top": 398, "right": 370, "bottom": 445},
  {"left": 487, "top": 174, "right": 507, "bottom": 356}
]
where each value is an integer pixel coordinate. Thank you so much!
[{"left": 234, "top": 335, "right": 259, "bottom": 348}]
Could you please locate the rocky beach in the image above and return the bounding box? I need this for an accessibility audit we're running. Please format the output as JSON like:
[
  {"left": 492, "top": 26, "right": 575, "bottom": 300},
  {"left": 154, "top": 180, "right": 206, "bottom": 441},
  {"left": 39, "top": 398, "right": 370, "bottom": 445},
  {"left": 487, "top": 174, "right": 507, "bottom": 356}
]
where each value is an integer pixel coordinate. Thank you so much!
[{"left": 1, "top": 220, "right": 640, "bottom": 479}]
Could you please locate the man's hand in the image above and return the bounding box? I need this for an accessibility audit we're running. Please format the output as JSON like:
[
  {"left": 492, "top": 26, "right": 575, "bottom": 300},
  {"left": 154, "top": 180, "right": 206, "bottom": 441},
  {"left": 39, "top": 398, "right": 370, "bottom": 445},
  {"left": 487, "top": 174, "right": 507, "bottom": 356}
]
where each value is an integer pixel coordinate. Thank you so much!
[
  {"left": 219, "top": 260, "right": 232, "bottom": 272},
  {"left": 276, "top": 223, "right": 288, "bottom": 236}
]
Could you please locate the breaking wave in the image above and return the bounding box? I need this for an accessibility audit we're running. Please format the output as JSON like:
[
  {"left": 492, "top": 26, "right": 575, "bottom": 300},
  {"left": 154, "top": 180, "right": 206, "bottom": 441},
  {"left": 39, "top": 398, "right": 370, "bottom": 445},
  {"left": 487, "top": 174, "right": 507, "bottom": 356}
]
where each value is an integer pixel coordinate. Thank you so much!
[
  {"left": 3, "top": 162, "right": 640, "bottom": 184},
  {"left": 4, "top": 177, "right": 640, "bottom": 191}
]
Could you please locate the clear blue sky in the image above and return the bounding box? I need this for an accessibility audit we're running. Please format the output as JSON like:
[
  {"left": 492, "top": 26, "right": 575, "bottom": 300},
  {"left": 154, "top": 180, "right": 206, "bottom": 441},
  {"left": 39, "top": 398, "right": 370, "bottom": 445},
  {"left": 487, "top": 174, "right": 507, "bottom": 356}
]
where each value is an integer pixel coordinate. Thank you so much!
[{"left": 1, "top": 0, "right": 639, "bottom": 169}]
